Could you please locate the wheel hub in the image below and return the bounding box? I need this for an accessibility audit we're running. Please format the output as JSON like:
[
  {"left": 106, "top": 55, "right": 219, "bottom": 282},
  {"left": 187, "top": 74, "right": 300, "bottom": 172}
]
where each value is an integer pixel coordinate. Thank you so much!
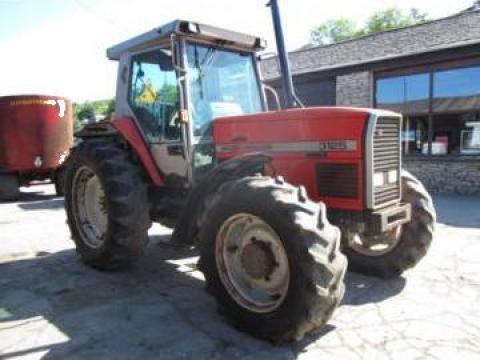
[
  {"left": 216, "top": 213, "right": 290, "bottom": 313},
  {"left": 240, "top": 239, "right": 277, "bottom": 280},
  {"left": 350, "top": 226, "right": 403, "bottom": 257},
  {"left": 73, "top": 166, "right": 108, "bottom": 249}
]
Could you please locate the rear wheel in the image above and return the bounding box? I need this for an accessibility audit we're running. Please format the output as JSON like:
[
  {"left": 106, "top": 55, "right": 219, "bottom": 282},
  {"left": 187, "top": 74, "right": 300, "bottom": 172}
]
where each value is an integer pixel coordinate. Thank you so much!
[
  {"left": 0, "top": 174, "right": 20, "bottom": 202},
  {"left": 345, "top": 170, "right": 435, "bottom": 278},
  {"left": 64, "top": 139, "right": 151, "bottom": 270},
  {"left": 197, "top": 176, "right": 347, "bottom": 342}
]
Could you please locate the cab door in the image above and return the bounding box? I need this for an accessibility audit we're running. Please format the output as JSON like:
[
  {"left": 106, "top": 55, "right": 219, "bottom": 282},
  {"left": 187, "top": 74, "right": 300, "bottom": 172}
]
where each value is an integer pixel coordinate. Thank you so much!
[{"left": 127, "top": 47, "right": 189, "bottom": 185}]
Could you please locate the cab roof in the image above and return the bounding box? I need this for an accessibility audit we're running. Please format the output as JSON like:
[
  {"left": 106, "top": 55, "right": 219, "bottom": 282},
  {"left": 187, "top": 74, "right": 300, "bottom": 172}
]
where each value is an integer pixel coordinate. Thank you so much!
[{"left": 107, "top": 20, "right": 266, "bottom": 61}]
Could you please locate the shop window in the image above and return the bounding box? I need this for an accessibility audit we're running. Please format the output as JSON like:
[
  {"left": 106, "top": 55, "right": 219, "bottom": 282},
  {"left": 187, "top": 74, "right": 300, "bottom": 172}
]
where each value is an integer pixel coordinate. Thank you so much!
[
  {"left": 431, "top": 66, "right": 480, "bottom": 155},
  {"left": 376, "top": 63, "right": 480, "bottom": 156},
  {"left": 432, "top": 112, "right": 480, "bottom": 155},
  {"left": 402, "top": 115, "right": 428, "bottom": 155},
  {"left": 433, "top": 66, "right": 480, "bottom": 113},
  {"left": 376, "top": 73, "right": 429, "bottom": 114},
  {"left": 376, "top": 73, "right": 430, "bottom": 155}
]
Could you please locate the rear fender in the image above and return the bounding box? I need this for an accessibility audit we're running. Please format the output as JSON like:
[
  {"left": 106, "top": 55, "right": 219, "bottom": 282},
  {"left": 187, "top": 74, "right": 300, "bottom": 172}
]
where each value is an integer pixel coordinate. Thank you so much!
[
  {"left": 75, "top": 118, "right": 163, "bottom": 186},
  {"left": 171, "top": 153, "right": 272, "bottom": 245}
]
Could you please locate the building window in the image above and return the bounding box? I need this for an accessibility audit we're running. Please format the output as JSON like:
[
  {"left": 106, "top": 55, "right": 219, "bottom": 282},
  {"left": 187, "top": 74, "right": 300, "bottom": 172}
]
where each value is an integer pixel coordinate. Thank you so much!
[
  {"left": 376, "top": 73, "right": 430, "bottom": 114},
  {"left": 432, "top": 66, "right": 480, "bottom": 155},
  {"left": 376, "top": 72, "right": 430, "bottom": 155},
  {"left": 375, "top": 63, "right": 480, "bottom": 156}
]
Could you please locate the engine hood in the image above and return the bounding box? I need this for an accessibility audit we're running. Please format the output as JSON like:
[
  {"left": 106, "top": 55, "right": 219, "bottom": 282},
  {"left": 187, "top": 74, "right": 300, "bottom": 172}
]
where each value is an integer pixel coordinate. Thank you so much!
[{"left": 213, "top": 107, "right": 396, "bottom": 161}]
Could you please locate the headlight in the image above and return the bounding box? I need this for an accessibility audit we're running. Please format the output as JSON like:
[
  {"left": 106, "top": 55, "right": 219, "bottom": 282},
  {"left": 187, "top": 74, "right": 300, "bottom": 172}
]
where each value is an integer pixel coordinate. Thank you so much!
[
  {"left": 388, "top": 170, "right": 398, "bottom": 184},
  {"left": 373, "top": 172, "right": 385, "bottom": 187}
]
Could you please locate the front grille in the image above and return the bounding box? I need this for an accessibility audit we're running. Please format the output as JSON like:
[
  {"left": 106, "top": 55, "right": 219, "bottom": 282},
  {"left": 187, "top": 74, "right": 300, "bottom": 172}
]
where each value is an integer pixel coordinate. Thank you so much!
[
  {"left": 373, "top": 117, "right": 401, "bottom": 207},
  {"left": 316, "top": 164, "right": 358, "bottom": 199}
]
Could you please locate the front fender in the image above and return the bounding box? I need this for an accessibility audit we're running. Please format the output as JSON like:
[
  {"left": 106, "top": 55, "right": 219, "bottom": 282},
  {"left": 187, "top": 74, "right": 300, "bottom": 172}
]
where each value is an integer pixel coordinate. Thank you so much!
[
  {"left": 171, "top": 153, "right": 272, "bottom": 245},
  {"left": 75, "top": 118, "right": 164, "bottom": 187}
]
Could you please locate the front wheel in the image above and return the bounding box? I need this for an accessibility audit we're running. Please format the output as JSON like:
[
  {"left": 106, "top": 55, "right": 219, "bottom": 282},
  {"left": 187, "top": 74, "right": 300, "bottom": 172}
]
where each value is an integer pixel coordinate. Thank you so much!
[
  {"left": 197, "top": 176, "right": 347, "bottom": 342},
  {"left": 345, "top": 170, "right": 436, "bottom": 278}
]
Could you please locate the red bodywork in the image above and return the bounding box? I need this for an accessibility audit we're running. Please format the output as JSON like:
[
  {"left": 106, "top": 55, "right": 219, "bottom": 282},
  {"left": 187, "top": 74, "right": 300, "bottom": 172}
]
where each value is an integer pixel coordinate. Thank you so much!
[
  {"left": 214, "top": 107, "right": 371, "bottom": 211},
  {"left": 111, "top": 118, "right": 164, "bottom": 186},
  {"left": 111, "top": 107, "right": 372, "bottom": 211},
  {"left": 0, "top": 95, "right": 73, "bottom": 180}
]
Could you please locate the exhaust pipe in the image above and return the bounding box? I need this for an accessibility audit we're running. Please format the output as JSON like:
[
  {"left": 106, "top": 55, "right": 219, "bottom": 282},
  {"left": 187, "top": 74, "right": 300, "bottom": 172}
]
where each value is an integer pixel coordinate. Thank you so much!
[{"left": 267, "top": 0, "right": 300, "bottom": 109}]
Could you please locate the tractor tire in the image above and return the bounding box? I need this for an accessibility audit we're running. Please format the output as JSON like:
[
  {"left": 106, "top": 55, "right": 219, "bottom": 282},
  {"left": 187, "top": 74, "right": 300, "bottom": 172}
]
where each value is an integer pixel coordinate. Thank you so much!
[
  {"left": 345, "top": 170, "right": 435, "bottom": 278},
  {"left": 64, "top": 139, "right": 151, "bottom": 271},
  {"left": 0, "top": 174, "right": 20, "bottom": 202},
  {"left": 54, "top": 167, "right": 66, "bottom": 197},
  {"left": 197, "top": 176, "right": 347, "bottom": 342}
]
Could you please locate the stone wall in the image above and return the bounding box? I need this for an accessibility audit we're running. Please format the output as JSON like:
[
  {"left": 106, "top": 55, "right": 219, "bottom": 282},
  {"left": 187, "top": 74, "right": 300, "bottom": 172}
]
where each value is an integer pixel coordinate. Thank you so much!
[
  {"left": 404, "top": 157, "right": 480, "bottom": 195},
  {"left": 336, "top": 71, "right": 372, "bottom": 107}
]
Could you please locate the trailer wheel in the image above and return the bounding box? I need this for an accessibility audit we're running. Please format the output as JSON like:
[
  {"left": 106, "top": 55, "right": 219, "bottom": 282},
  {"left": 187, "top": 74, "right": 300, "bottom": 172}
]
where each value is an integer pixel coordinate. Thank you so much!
[
  {"left": 65, "top": 139, "right": 151, "bottom": 270},
  {"left": 0, "top": 174, "right": 20, "bottom": 202},
  {"left": 54, "top": 168, "right": 66, "bottom": 196},
  {"left": 197, "top": 176, "right": 347, "bottom": 342},
  {"left": 345, "top": 170, "right": 435, "bottom": 278}
]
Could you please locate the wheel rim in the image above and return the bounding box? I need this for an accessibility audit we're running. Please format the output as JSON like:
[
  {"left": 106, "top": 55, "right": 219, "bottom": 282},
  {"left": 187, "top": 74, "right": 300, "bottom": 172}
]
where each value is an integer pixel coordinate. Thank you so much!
[
  {"left": 215, "top": 213, "right": 290, "bottom": 314},
  {"left": 72, "top": 166, "right": 108, "bottom": 249},
  {"left": 350, "top": 226, "right": 403, "bottom": 257}
]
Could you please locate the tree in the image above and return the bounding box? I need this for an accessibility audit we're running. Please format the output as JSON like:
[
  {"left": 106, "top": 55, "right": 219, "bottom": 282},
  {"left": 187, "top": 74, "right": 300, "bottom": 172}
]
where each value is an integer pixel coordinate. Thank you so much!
[
  {"left": 310, "top": 18, "right": 360, "bottom": 46},
  {"left": 104, "top": 99, "right": 115, "bottom": 118},
  {"left": 75, "top": 102, "right": 95, "bottom": 122},
  {"left": 308, "top": 7, "right": 428, "bottom": 47},
  {"left": 364, "top": 7, "right": 427, "bottom": 35}
]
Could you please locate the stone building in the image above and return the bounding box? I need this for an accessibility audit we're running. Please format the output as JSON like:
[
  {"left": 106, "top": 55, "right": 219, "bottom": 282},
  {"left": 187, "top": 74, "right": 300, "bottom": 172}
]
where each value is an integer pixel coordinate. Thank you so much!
[{"left": 262, "top": 8, "right": 480, "bottom": 195}]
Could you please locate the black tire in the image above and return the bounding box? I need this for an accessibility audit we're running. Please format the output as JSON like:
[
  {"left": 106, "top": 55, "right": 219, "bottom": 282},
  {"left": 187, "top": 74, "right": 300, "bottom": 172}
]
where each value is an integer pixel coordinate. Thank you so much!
[
  {"left": 54, "top": 167, "right": 66, "bottom": 197},
  {"left": 0, "top": 174, "right": 20, "bottom": 202},
  {"left": 197, "top": 176, "right": 347, "bottom": 342},
  {"left": 64, "top": 139, "right": 151, "bottom": 271},
  {"left": 345, "top": 170, "right": 436, "bottom": 278}
]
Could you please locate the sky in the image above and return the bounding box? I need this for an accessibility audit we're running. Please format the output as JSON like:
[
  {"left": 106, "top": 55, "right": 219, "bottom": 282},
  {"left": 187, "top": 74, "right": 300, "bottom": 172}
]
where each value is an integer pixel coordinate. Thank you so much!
[{"left": 0, "top": 0, "right": 474, "bottom": 102}]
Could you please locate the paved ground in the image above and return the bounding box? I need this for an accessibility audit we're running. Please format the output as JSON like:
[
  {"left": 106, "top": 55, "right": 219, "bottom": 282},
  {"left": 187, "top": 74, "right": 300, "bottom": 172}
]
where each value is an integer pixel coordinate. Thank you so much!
[{"left": 0, "top": 184, "right": 479, "bottom": 360}]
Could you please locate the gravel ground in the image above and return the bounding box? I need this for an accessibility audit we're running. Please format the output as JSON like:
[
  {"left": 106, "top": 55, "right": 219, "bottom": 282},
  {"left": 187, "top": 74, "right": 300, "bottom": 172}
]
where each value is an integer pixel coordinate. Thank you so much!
[{"left": 0, "top": 184, "right": 479, "bottom": 360}]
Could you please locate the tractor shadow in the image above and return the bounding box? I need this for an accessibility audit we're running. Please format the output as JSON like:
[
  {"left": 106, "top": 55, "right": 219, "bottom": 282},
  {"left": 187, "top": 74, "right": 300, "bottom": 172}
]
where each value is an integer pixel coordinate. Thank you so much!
[
  {"left": 0, "top": 235, "right": 406, "bottom": 360},
  {"left": 13, "top": 185, "right": 65, "bottom": 211},
  {"left": 17, "top": 198, "right": 65, "bottom": 211}
]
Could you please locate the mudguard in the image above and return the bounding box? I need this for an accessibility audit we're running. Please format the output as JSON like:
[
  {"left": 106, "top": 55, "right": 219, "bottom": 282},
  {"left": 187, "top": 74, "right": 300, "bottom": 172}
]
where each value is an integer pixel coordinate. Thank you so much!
[
  {"left": 75, "top": 118, "right": 163, "bottom": 186},
  {"left": 171, "top": 153, "right": 272, "bottom": 245}
]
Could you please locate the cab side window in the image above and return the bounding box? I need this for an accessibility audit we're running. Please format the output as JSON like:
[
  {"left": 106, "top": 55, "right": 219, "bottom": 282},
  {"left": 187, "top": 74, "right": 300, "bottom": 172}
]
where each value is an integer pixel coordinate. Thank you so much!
[{"left": 128, "top": 49, "right": 181, "bottom": 142}]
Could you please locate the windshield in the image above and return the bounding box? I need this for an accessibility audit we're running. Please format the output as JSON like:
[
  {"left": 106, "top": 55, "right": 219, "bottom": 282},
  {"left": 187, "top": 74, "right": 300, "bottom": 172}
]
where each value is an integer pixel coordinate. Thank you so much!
[{"left": 186, "top": 43, "right": 263, "bottom": 138}]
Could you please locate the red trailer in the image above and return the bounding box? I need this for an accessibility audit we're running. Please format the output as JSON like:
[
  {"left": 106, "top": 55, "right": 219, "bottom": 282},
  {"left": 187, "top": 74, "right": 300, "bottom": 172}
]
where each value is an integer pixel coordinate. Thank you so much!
[{"left": 0, "top": 95, "right": 73, "bottom": 201}]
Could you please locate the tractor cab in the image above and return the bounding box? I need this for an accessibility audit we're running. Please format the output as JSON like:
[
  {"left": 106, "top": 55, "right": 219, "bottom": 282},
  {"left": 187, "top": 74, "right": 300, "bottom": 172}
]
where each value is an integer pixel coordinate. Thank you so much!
[{"left": 107, "top": 20, "right": 268, "bottom": 185}]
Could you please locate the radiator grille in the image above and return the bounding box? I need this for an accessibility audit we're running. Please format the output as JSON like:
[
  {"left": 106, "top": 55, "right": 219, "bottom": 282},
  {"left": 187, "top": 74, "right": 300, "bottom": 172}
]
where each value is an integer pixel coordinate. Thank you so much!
[
  {"left": 316, "top": 164, "right": 358, "bottom": 199},
  {"left": 373, "top": 117, "right": 401, "bottom": 207}
]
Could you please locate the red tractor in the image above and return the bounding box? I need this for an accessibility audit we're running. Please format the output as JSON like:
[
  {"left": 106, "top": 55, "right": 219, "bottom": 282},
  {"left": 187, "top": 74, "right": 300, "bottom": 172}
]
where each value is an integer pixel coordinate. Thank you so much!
[
  {"left": 0, "top": 95, "right": 73, "bottom": 201},
  {"left": 64, "top": 1, "right": 435, "bottom": 342}
]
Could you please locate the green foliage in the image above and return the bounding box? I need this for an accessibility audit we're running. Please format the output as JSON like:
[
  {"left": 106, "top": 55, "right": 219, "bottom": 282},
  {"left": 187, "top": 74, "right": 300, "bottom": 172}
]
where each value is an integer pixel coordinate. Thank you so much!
[
  {"left": 73, "top": 99, "right": 115, "bottom": 130},
  {"left": 309, "top": 7, "right": 428, "bottom": 46},
  {"left": 311, "top": 18, "right": 360, "bottom": 46},
  {"left": 364, "top": 8, "right": 427, "bottom": 35},
  {"left": 159, "top": 84, "right": 178, "bottom": 104}
]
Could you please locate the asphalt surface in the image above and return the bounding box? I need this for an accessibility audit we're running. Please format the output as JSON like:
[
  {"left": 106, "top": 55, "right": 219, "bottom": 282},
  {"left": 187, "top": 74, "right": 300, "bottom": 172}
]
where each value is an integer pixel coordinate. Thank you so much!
[{"left": 0, "top": 184, "right": 479, "bottom": 360}]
